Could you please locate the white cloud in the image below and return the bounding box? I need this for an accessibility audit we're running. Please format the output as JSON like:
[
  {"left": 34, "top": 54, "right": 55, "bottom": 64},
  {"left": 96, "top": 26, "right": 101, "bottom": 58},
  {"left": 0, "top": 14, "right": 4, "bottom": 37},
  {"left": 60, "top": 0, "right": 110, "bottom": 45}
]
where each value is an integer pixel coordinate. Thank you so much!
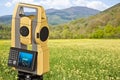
[
  {"left": 39, "top": 0, "right": 109, "bottom": 10},
  {"left": 87, "top": 1, "right": 109, "bottom": 10},
  {"left": 18, "top": 0, "right": 34, "bottom": 3},
  {"left": 5, "top": 2, "right": 12, "bottom": 7},
  {"left": 5, "top": 0, "right": 35, "bottom": 7},
  {"left": 72, "top": 0, "right": 109, "bottom": 10},
  {"left": 4, "top": 0, "right": 109, "bottom": 10},
  {"left": 72, "top": 0, "right": 88, "bottom": 6},
  {"left": 39, "top": 0, "right": 72, "bottom": 9}
]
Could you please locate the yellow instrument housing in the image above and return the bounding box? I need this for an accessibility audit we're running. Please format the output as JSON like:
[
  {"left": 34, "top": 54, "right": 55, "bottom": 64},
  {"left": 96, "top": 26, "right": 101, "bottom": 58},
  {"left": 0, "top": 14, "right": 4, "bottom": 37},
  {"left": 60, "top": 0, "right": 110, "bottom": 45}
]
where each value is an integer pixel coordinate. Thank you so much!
[{"left": 11, "top": 3, "right": 49, "bottom": 75}]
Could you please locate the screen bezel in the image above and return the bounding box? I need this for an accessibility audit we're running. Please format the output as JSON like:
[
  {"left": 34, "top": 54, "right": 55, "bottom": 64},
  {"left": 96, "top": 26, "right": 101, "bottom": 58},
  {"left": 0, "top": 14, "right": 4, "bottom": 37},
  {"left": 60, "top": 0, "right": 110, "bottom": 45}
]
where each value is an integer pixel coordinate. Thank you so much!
[{"left": 10, "top": 47, "right": 37, "bottom": 71}]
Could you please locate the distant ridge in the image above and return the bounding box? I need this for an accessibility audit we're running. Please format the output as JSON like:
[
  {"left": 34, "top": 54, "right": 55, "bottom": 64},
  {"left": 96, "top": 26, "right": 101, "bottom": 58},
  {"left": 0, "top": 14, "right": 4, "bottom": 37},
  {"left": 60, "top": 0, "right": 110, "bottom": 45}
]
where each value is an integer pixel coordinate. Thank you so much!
[{"left": 0, "top": 6, "right": 100, "bottom": 25}]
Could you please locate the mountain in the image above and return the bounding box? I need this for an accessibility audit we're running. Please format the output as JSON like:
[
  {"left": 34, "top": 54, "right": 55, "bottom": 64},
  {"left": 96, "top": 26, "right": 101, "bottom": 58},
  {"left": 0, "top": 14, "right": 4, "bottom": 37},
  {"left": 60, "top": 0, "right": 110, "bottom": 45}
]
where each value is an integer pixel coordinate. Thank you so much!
[
  {"left": 47, "top": 6, "right": 99, "bottom": 25},
  {"left": 69, "top": 3, "right": 120, "bottom": 29},
  {"left": 0, "top": 6, "right": 100, "bottom": 25},
  {"left": 50, "top": 3, "right": 120, "bottom": 39},
  {"left": 0, "top": 15, "right": 12, "bottom": 24}
]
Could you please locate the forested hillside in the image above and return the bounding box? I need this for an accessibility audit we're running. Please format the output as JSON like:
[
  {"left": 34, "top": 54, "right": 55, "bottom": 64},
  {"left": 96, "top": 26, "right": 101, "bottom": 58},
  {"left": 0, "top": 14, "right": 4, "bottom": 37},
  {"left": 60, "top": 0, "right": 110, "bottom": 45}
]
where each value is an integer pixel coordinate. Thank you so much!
[
  {"left": 0, "top": 24, "right": 11, "bottom": 39},
  {"left": 50, "top": 3, "right": 120, "bottom": 39}
]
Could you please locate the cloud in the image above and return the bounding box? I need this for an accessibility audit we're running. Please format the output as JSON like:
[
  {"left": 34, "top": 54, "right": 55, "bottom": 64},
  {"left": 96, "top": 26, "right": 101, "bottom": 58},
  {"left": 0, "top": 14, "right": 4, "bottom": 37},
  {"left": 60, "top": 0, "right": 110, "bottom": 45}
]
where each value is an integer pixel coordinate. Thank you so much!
[
  {"left": 4, "top": 0, "right": 109, "bottom": 10},
  {"left": 39, "top": 0, "right": 72, "bottom": 9},
  {"left": 72, "top": 0, "right": 109, "bottom": 10},
  {"left": 5, "top": 2, "right": 12, "bottom": 7},
  {"left": 39, "top": 0, "right": 109, "bottom": 10},
  {"left": 86, "top": 1, "right": 109, "bottom": 10},
  {"left": 18, "top": 0, "right": 34, "bottom": 3},
  {"left": 5, "top": 0, "right": 34, "bottom": 7}
]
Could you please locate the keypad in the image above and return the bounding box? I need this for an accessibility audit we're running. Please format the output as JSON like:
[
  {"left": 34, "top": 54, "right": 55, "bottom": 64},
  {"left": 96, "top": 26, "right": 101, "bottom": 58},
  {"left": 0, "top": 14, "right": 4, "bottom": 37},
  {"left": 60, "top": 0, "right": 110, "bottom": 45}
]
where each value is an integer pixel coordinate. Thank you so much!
[{"left": 8, "top": 49, "right": 19, "bottom": 67}]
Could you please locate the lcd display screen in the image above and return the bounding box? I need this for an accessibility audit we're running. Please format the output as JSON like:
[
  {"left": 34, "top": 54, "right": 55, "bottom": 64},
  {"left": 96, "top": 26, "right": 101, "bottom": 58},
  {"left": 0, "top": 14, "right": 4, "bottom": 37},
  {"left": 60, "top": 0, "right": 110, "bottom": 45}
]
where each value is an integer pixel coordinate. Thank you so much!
[{"left": 18, "top": 52, "right": 33, "bottom": 68}]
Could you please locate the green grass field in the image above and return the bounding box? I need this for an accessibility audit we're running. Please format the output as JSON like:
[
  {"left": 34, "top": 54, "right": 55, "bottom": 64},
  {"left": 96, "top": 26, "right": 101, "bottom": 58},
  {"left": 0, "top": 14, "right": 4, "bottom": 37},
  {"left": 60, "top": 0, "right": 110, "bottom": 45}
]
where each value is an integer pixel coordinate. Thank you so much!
[{"left": 0, "top": 39, "right": 120, "bottom": 80}]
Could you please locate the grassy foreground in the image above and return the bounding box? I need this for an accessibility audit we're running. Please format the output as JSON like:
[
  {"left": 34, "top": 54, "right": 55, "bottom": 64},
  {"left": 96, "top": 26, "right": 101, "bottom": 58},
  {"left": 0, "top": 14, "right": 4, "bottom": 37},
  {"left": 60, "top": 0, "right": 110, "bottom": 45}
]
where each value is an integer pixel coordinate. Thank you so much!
[{"left": 0, "top": 39, "right": 120, "bottom": 80}]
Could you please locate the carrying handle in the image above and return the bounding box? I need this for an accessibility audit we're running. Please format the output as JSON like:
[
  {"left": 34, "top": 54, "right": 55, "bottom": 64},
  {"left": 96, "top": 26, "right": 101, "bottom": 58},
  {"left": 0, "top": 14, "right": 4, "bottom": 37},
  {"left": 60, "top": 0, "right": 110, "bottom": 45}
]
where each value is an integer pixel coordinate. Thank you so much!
[{"left": 13, "top": 3, "right": 45, "bottom": 22}]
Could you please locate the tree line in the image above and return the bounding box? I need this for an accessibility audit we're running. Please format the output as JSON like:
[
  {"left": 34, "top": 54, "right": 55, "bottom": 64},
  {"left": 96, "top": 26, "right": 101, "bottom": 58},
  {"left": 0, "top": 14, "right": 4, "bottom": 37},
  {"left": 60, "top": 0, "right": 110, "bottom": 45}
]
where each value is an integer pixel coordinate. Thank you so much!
[
  {"left": 0, "top": 24, "right": 11, "bottom": 39},
  {"left": 0, "top": 24, "right": 120, "bottom": 39},
  {"left": 50, "top": 24, "right": 120, "bottom": 39}
]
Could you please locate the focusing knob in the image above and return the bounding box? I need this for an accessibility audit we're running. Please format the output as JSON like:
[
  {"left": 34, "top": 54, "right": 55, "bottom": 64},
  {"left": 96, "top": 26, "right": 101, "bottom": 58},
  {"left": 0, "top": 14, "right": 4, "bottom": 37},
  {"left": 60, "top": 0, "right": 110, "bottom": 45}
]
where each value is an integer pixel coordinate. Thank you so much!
[
  {"left": 39, "top": 27, "right": 49, "bottom": 42},
  {"left": 20, "top": 26, "right": 29, "bottom": 37}
]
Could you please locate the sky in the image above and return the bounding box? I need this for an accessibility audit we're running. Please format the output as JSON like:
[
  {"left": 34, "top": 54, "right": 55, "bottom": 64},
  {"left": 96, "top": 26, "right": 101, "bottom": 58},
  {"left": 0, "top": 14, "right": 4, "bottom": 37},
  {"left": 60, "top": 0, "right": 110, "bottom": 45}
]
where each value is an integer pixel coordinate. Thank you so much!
[{"left": 0, "top": 0, "right": 120, "bottom": 16}]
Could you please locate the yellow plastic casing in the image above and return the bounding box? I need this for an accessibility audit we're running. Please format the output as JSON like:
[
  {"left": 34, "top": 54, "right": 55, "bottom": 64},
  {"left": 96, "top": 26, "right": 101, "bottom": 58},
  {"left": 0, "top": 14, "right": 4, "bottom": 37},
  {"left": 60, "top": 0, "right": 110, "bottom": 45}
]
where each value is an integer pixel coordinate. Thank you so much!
[
  {"left": 11, "top": 3, "right": 49, "bottom": 75},
  {"left": 35, "top": 7, "right": 49, "bottom": 75}
]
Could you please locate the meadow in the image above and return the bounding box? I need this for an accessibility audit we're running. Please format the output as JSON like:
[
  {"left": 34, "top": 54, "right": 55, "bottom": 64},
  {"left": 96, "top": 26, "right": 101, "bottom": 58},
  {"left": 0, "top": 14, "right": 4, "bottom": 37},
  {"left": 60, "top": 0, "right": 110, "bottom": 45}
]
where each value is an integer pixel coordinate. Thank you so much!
[{"left": 0, "top": 39, "right": 120, "bottom": 80}]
